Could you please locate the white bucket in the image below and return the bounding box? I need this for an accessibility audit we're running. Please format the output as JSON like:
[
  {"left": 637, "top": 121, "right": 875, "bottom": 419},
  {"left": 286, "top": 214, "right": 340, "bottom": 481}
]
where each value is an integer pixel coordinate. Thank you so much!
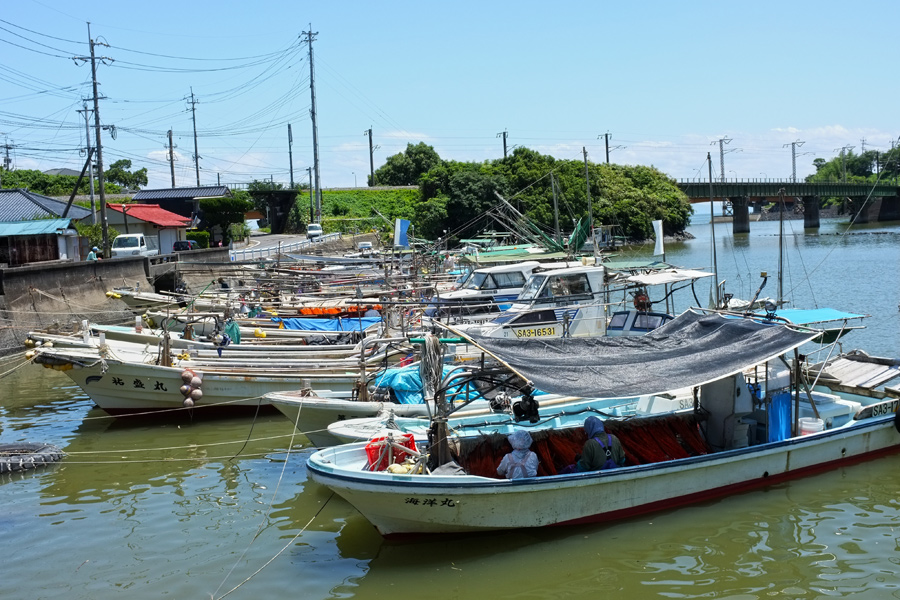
[{"left": 799, "top": 417, "right": 824, "bottom": 435}]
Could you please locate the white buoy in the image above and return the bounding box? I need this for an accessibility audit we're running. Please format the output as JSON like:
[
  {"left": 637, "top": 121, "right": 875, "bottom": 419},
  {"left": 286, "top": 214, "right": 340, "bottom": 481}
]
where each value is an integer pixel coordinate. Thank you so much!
[{"left": 183, "top": 398, "right": 194, "bottom": 408}]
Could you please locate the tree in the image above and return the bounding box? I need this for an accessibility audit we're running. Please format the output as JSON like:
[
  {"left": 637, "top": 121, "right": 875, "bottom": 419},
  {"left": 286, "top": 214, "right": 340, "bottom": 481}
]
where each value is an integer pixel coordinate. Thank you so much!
[
  {"left": 104, "top": 160, "right": 148, "bottom": 190},
  {"left": 372, "top": 142, "right": 442, "bottom": 186},
  {"left": 199, "top": 196, "right": 253, "bottom": 244}
]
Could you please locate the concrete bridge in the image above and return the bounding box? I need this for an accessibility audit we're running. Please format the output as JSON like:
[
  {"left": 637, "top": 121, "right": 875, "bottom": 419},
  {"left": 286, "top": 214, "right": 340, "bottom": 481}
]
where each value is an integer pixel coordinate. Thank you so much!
[{"left": 676, "top": 180, "right": 900, "bottom": 232}]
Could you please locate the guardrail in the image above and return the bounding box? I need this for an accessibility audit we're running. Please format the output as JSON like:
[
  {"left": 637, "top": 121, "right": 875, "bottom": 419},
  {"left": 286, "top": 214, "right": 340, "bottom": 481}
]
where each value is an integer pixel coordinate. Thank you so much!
[{"left": 229, "top": 233, "right": 343, "bottom": 261}]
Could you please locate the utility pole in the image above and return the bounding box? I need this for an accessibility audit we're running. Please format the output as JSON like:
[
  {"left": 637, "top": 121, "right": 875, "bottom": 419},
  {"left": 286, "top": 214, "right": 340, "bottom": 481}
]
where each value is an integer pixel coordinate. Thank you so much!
[
  {"left": 287, "top": 123, "right": 294, "bottom": 188},
  {"left": 77, "top": 104, "right": 96, "bottom": 223},
  {"left": 187, "top": 88, "right": 200, "bottom": 186},
  {"left": 783, "top": 140, "right": 805, "bottom": 183},
  {"left": 307, "top": 166, "right": 314, "bottom": 223},
  {"left": 711, "top": 137, "right": 732, "bottom": 183},
  {"left": 303, "top": 26, "right": 322, "bottom": 223},
  {"left": 75, "top": 23, "right": 112, "bottom": 256},
  {"left": 167, "top": 129, "right": 176, "bottom": 188},
  {"left": 598, "top": 132, "right": 612, "bottom": 164},
  {"left": 835, "top": 145, "right": 854, "bottom": 182},
  {"left": 860, "top": 137, "right": 866, "bottom": 153},
  {"left": 364, "top": 127, "right": 377, "bottom": 186},
  {"left": 497, "top": 130, "right": 508, "bottom": 158}
]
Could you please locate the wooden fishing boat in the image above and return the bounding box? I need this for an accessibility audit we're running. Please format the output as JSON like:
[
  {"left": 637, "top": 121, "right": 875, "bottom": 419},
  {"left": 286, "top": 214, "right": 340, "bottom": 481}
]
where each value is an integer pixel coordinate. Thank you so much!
[{"left": 306, "top": 310, "right": 900, "bottom": 537}]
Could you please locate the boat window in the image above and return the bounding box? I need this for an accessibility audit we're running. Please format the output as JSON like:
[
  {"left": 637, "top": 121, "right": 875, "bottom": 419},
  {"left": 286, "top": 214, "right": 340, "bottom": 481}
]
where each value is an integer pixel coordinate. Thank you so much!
[
  {"left": 492, "top": 271, "right": 527, "bottom": 289},
  {"left": 608, "top": 312, "right": 629, "bottom": 330},
  {"left": 510, "top": 309, "right": 557, "bottom": 325},
  {"left": 463, "top": 272, "right": 489, "bottom": 290},
  {"left": 518, "top": 275, "right": 546, "bottom": 300},
  {"left": 631, "top": 313, "right": 667, "bottom": 331},
  {"left": 490, "top": 313, "right": 517, "bottom": 325},
  {"left": 546, "top": 273, "right": 591, "bottom": 297}
]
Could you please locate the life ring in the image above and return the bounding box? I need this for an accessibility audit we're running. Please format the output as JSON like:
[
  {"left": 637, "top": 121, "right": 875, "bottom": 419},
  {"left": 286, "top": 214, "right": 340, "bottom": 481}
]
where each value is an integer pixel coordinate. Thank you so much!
[
  {"left": 633, "top": 294, "right": 651, "bottom": 311},
  {"left": 0, "top": 443, "right": 64, "bottom": 475}
]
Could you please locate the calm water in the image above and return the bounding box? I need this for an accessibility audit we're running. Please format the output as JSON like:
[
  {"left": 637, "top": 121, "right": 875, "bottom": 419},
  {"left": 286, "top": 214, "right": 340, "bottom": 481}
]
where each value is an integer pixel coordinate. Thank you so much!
[{"left": 2, "top": 218, "right": 899, "bottom": 599}]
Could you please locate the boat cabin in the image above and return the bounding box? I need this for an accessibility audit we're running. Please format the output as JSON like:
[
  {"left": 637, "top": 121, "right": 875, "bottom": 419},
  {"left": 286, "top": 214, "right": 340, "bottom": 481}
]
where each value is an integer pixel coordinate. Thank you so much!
[{"left": 426, "top": 261, "right": 542, "bottom": 319}]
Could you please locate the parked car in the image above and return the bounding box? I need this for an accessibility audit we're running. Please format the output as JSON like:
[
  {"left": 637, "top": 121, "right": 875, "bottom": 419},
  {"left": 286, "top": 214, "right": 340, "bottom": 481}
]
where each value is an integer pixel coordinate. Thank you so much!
[
  {"left": 173, "top": 240, "right": 199, "bottom": 252},
  {"left": 307, "top": 223, "right": 323, "bottom": 239},
  {"left": 111, "top": 233, "right": 159, "bottom": 258}
]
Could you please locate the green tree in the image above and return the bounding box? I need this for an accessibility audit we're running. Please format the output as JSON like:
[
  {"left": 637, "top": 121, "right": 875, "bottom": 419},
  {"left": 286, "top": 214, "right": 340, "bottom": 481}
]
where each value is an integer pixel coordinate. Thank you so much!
[
  {"left": 372, "top": 142, "right": 442, "bottom": 186},
  {"left": 199, "top": 196, "right": 253, "bottom": 244},
  {"left": 104, "top": 160, "right": 148, "bottom": 190}
]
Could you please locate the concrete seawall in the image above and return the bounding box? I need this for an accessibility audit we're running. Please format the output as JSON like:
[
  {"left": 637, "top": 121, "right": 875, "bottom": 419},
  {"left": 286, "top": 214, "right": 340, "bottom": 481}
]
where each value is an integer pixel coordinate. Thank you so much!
[{"left": 0, "top": 248, "right": 231, "bottom": 357}]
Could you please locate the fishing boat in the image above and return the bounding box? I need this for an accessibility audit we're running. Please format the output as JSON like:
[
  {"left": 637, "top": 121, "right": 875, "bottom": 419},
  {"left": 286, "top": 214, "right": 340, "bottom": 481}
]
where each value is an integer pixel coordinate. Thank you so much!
[
  {"left": 30, "top": 335, "right": 409, "bottom": 415},
  {"left": 460, "top": 263, "right": 712, "bottom": 339},
  {"left": 306, "top": 310, "right": 900, "bottom": 537}
]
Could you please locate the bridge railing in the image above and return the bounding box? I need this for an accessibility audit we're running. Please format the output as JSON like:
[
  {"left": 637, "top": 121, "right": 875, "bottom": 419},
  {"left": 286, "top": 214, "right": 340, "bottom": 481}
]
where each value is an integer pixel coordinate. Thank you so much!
[{"left": 229, "top": 232, "right": 342, "bottom": 261}]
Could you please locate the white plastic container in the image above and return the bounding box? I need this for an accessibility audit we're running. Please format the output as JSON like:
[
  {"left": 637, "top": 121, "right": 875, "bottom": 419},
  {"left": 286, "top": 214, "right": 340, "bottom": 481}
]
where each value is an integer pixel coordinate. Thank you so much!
[{"left": 799, "top": 417, "right": 824, "bottom": 435}]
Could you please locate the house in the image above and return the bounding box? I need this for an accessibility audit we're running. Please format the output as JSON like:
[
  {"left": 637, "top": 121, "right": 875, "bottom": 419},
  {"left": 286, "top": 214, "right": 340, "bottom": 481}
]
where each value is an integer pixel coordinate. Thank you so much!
[
  {"left": 130, "top": 185, "right": 232, "bottom": 223},
  {"left": 0, "top": 218, "right": 81, "bottom": 266},
  {"left": 107, "top": 204, "right": 191, "bottom": 254},
  {"left": 0, "top": 188, "right": 92, "bottom": 221}
]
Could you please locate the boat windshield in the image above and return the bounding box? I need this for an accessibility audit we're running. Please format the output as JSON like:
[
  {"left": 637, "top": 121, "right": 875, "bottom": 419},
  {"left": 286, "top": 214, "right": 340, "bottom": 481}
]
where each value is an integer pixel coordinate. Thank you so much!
[
  {"left": 463, "top": 272, "right": 491, "bottom": 290},
  {"left": 518, "top": 275, "right": 546, "bottom": 300}
]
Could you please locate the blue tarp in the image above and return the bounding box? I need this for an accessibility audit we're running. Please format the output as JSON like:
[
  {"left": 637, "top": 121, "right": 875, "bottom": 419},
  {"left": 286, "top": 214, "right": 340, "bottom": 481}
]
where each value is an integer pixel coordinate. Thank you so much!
[
  {"left": 769, "top": 392, "right": 792, "bottom": 442},
  {"left": 372, "top": 364, "right": 483, "bottom": 405},
  {"left": 270, "top": 316, "right": 382, "bottom": 332},
  {"left": 754, "top": 308, "right": 867, "bottom": 325}
]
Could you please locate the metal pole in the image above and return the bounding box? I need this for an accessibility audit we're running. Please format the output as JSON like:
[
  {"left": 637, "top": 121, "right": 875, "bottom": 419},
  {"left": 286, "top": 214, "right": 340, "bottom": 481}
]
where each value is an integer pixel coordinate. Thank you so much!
[
  {"left": 88, "top": 24, "right": 109, "bottom": 256},
  {"left": 287, "top": 123, "right": 294, "bottom": 188},
  {"left": 777, "top": 188, "right": 785, "bottom": 306},
  {"left": 168, "top": 129, "right": 176, "bottom": 188},
  {"left": 366, "top": 127, "right": 375, "bottom": 186},
  {"left": 583, "top": 146, "right": 595, "bottom": 257},
  {"left": 305, "top": 26, "right": 322, "bottom": 222},
  {"left": 605, "top": 133, "right": 610, "bottom": 164},
  {"left": 307, "top": 166, "right": 314, "bottom": 223},
  {"left": 79, "top": 104, "right": 96, "bottom": 224},
  {"left": 189, "top": 88, "right": 200, "bottom": 186}
]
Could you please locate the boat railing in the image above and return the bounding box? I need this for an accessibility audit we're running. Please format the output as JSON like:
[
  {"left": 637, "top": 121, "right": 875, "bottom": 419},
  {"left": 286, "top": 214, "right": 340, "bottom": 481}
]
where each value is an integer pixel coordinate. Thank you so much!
[{"left": 229, "top": 233, "right": 343, "bottom": 262}]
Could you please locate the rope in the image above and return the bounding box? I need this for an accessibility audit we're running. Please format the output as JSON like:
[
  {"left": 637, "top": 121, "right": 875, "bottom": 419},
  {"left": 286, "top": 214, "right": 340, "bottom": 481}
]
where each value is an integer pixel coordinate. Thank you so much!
[{"left": 211, "top": 394, "right": 313, "bottom": 600}]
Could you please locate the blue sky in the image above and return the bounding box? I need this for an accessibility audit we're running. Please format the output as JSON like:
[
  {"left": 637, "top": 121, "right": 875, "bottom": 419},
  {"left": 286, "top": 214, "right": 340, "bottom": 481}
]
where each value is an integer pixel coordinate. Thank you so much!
[{"left": 2, "top": 0, "right": 897, "bottom": 191}]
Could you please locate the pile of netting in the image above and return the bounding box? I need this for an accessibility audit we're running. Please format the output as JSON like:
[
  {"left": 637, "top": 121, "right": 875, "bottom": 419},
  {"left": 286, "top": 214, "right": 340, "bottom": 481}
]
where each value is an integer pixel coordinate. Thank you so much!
[{"left": 454, "top": 412, "right": 711, "bottom": 478}]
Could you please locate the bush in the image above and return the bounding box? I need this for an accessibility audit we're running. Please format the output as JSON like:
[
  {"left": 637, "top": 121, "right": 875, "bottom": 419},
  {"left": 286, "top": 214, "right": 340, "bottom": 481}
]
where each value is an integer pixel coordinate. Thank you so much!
[{"left": 187, "top": 230, "right": 210, "bottom": 248}]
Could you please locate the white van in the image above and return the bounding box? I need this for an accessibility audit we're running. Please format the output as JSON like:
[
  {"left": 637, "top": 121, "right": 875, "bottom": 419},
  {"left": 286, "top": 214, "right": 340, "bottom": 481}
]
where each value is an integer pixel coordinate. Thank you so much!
[
  {"left": 307, "top": 223, "right": 323, "bottom": 239},
  {"left": 111, "top": 233, "right": 159, "bottom": 258}
]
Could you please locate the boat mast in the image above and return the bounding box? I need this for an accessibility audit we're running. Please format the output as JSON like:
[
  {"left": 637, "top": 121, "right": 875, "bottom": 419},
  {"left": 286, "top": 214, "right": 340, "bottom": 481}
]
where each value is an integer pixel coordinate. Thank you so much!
[
  {"left": 551, "top": 172, "right": 560, "bottom": 244},
  {"left": 777, "top": 188, "right": 785, "bottom": 307},
  {"left": 708, "top": 153, "right": 720, "bottom": 308}
]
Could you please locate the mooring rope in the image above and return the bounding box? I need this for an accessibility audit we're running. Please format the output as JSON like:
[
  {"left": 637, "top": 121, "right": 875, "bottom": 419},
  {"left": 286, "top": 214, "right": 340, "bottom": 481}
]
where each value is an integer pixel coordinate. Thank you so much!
[{"left": 211, "top": 395, "right": 316, "bottom": 600}]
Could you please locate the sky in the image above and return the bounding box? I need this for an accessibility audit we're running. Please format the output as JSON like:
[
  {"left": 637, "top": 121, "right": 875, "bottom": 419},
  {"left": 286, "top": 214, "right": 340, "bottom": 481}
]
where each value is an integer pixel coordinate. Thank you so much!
[{"left": 2, "top": 0, "right": 898, "bottom": 193}]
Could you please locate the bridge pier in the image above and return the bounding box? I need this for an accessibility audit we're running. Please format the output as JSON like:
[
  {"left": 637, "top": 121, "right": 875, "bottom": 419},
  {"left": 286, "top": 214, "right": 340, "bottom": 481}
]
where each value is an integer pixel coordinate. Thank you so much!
[
  {"left": 731, "top": 196, "right": 750, "bottom": 234},
  {"left": 803, "top": 196, "right": 819, "bottom": 229},
  {"left": 849, "top": 196, "right": 869, "bottom": 223},
  {"left": 878, "top": 195, "right": 900, "bottom": 221}
]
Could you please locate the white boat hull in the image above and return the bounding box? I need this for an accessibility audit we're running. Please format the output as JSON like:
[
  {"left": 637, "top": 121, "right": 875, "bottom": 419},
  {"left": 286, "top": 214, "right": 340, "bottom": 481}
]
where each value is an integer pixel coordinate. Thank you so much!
[
  {"left": 42, "top": 358, "right": 359, "bottom": 415},
  {"left": 308, "top": 414, "right": 900, "bottom": 537}
]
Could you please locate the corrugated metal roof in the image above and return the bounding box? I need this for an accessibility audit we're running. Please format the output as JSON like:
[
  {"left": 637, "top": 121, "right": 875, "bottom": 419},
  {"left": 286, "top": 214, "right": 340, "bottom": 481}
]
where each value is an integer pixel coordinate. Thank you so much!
[
  {"left": 108, "top": 203, "right": 191, "bottom": 227},
  {"left": 0, "top": 189, "right": 92, "bottom": 221},
  {"left": 132, "top": 186, "right": 231, "bottom": 201},
  {"left": 0, "top": 218, "right": 75, "bottom": 236}
]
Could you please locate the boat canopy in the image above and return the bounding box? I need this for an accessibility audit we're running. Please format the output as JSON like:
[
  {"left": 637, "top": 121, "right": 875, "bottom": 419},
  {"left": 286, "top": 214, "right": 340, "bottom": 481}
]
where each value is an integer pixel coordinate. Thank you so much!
[
  {"left": 625, "top": 268, "right": 713, "bottom": 286},
  {"left": 752, "top": 308, "right": 867, "bottom": 325},
  {"left": 470, "top": 310, "right": 820, "bottom": 398}
]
